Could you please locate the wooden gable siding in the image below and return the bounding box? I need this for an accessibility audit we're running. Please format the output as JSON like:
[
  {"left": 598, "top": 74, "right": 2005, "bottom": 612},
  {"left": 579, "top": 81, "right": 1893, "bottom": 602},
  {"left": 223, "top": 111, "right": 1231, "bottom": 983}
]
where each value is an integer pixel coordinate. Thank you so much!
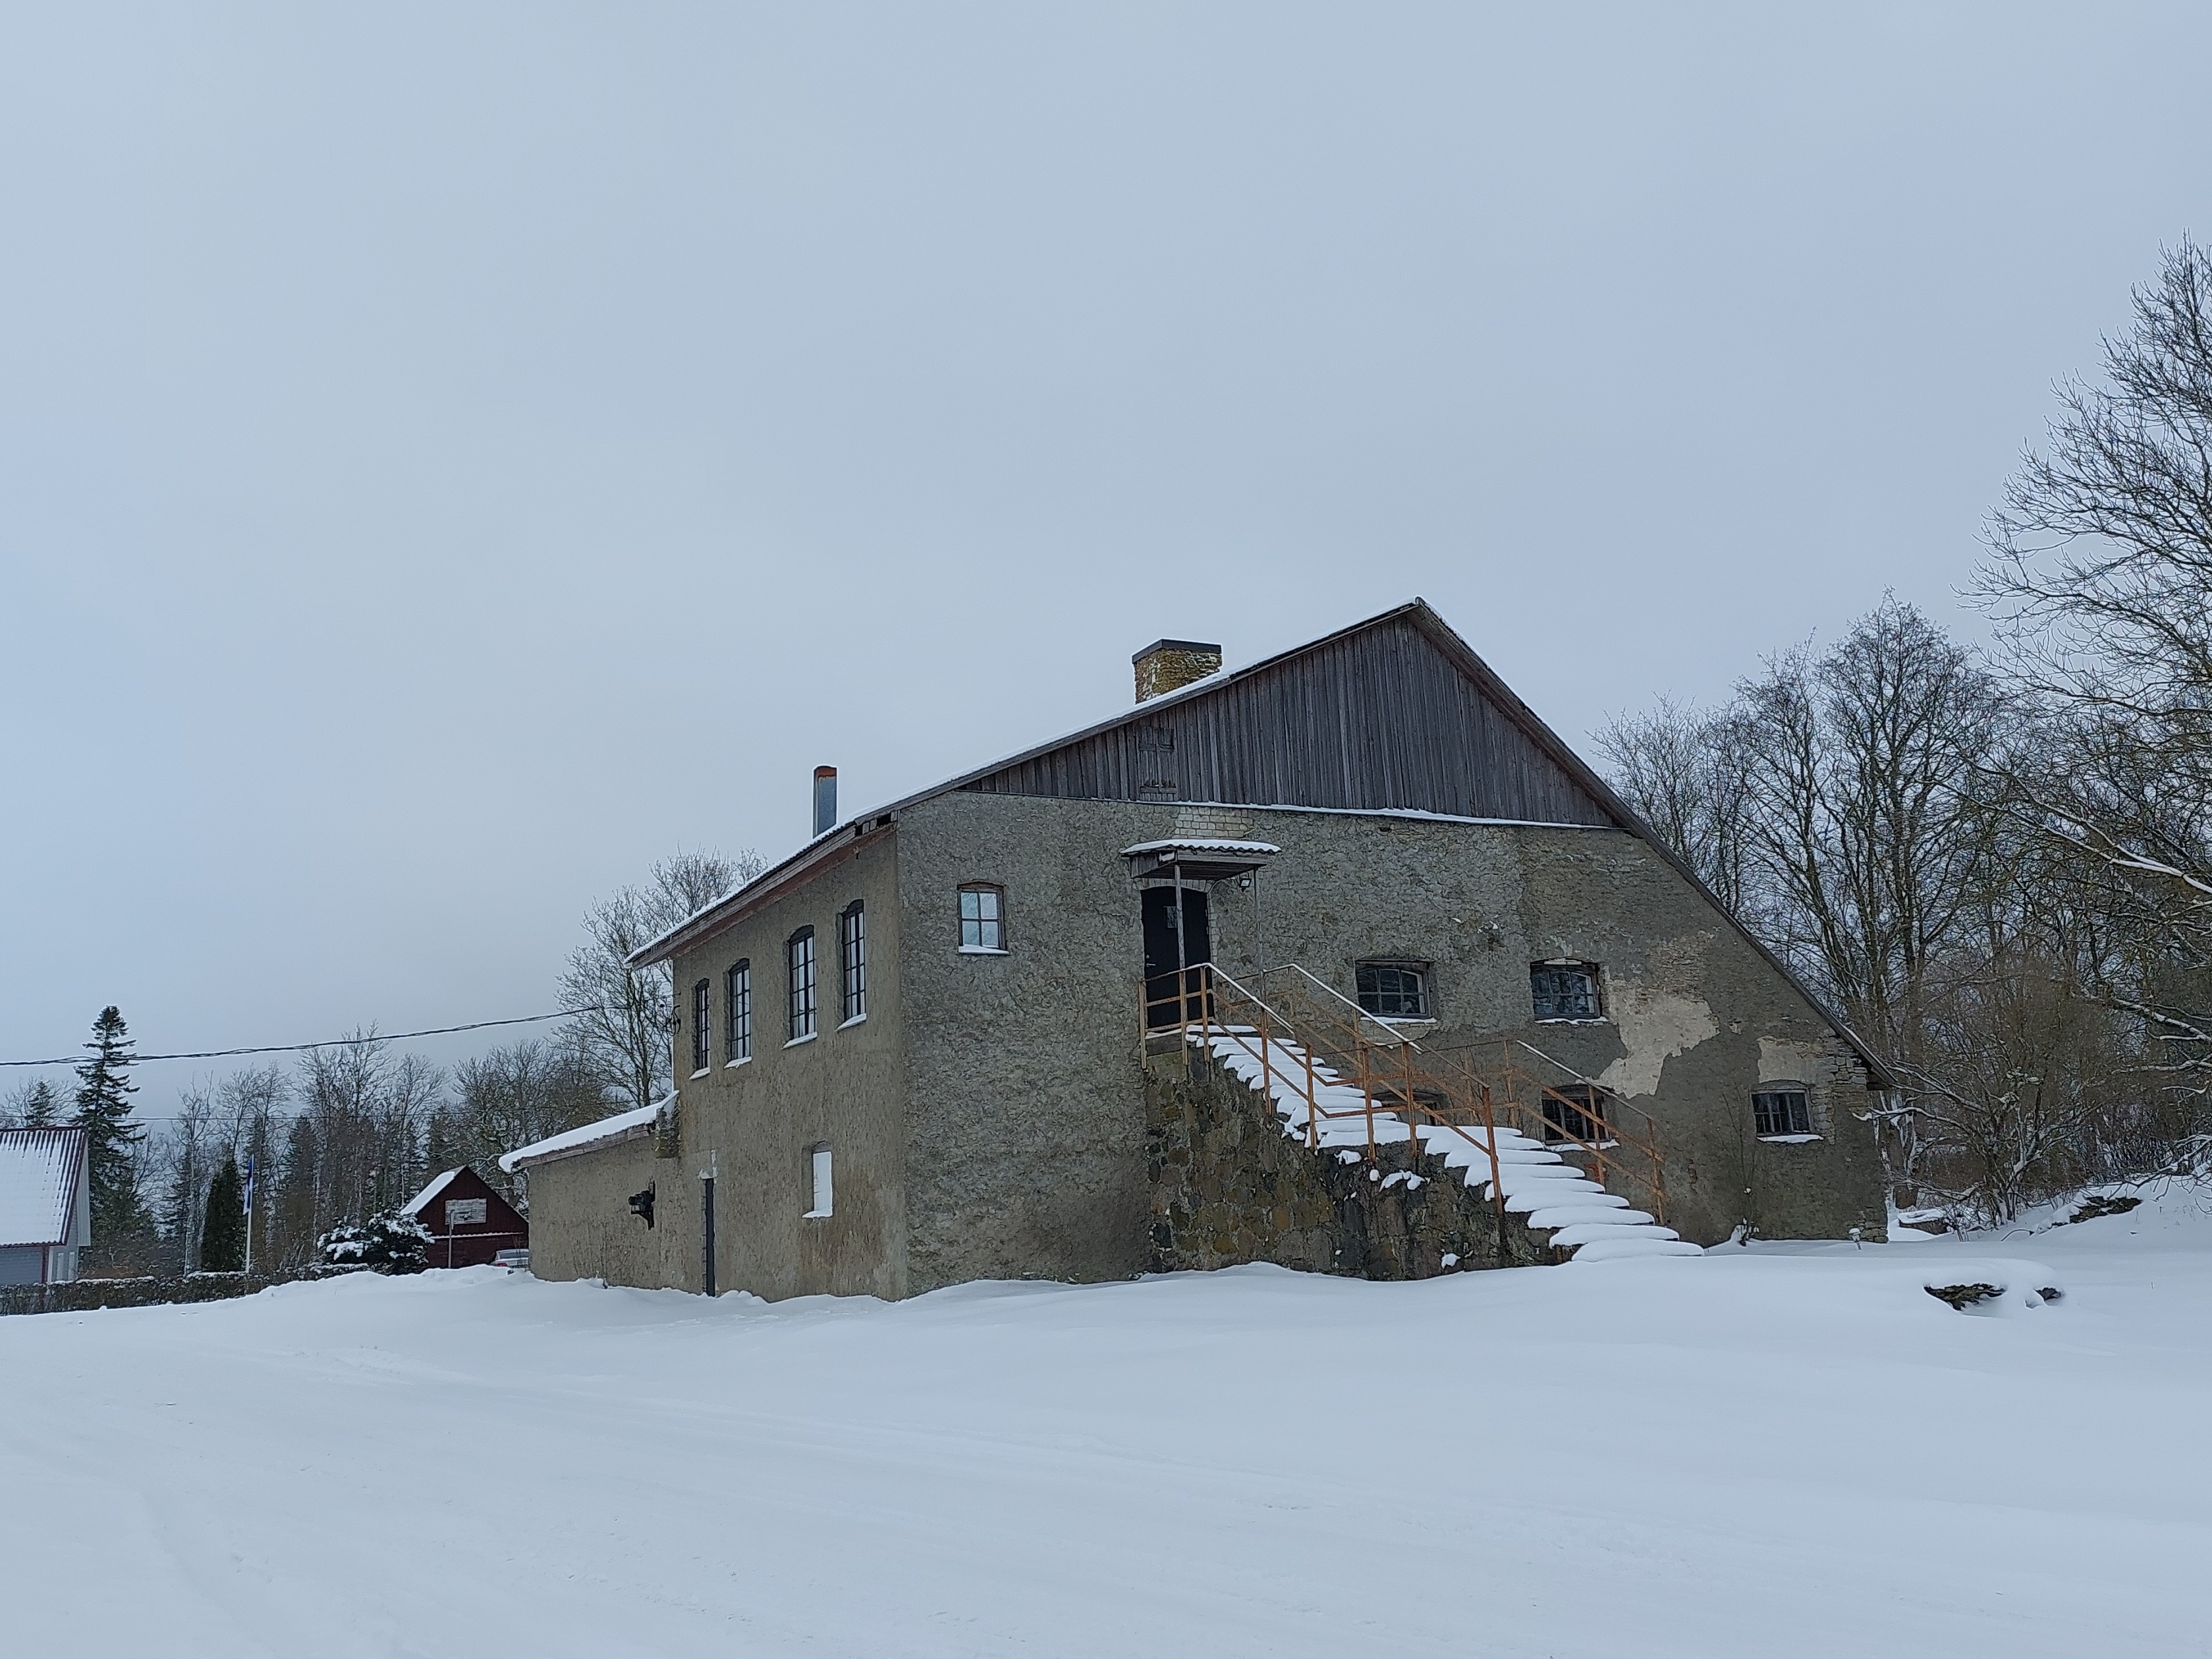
[{"left": 962, "top": 615, "right": 1617, "bottom": 824}]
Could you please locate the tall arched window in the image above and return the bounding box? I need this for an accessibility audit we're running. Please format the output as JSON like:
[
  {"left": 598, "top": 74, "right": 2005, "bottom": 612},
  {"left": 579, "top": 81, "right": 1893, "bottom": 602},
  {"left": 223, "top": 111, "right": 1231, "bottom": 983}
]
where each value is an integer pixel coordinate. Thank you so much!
[
  {"left": 840, "top": 901, "right": 867, "bottom": 1024},
  {"left": 689, "top": 979, "right": 711, "bottom": 1074},
  {"left": 787, "top": 928, "right": 817, "bottom": 1042},
  {"left": 724, "top": 959, "right": 751, "bottom": 1064}
]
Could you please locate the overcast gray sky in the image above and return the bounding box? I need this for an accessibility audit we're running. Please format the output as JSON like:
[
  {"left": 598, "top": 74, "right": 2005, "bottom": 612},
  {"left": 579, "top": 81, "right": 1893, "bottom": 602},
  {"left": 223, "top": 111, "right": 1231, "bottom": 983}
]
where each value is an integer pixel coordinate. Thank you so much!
[{"left": 4, "top": 3, "right": 2208, "bottom": 1111}]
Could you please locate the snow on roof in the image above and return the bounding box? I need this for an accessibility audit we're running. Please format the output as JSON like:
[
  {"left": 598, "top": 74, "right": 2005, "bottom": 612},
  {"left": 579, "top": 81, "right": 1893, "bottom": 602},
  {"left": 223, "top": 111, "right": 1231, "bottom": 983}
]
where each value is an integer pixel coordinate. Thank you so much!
[
  {"left": 1120, "top": 839, "right": 1282, "bottom": 857},
  {"left": 401, "top": 1169, "right": 461, "bottom": 1218},
  {"left": 499, "top": 1100, "right": 669, "bottom": 1174},
  {"left": 0, "top": 1127, "right": 88, "bottom": 1249}
]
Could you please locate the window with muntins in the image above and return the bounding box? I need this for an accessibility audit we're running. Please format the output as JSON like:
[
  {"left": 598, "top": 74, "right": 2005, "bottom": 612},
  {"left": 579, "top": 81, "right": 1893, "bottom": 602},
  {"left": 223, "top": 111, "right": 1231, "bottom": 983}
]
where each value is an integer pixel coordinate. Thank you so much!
[
  {"left": 806, "top": 1143, "right": 833, "bottom": 1218},
  {"left": 1540, "top": 1083, "right": 1608, "bottom": 1145},
  {"left": 840, "top": 901, "right": 867, "bottom": 1023},
  {"left": 725, "top": 959, "right": 751, "bottom": 1063},
  {"left": 1754, "top": 1088, "right": 1813, "bottom": 1137},
  {"left": 958, "top": 885, "right": 1005, "bottom": 951},
  {"left": 1530, "top": 962, "right": 1603, "bottom": 1022},
  {"left": 690, "top": 979, "right": 711, "bottom": 1073},
  {"left": 1356, "top": 961, "right": 1429, "bottom": 1019},
  {"left": 787, "top": 928, "right": 817, "bottom": 1041}
]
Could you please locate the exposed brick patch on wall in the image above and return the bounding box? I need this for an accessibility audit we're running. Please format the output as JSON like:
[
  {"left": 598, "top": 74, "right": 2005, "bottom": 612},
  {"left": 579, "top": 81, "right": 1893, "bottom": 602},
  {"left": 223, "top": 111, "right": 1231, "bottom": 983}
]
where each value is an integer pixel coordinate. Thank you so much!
[{"left": 1144, "top": 1047, "right": 1549, "bottom": 1278}]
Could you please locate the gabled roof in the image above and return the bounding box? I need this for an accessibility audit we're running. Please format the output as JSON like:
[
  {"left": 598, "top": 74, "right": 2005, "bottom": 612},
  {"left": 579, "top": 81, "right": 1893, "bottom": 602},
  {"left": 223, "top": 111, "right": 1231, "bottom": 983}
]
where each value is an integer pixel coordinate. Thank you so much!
[
  {"left": 0, "top": 1127, "right": 87, "bottom": 1249},
  {"left": 632, "top": 598, "right": 1605, "bottom": 967},
  {"left": 626, "top": 599, "right": 1896, "bottom": 1089},
  {"left": 401, "top": 1169, "right": 461, "bottom": 1218}
]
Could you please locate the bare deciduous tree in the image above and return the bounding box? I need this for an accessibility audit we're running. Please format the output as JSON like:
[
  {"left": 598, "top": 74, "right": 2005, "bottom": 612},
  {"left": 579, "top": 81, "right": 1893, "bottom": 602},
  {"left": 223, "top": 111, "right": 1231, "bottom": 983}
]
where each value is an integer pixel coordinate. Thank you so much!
[
  {"left": 1595, "top": 698, "right": 1754, "bottom": 914},
  {"left": 558, "top": 849, "right": 763, "bottom": 1112},
  {"left": 437, "top": 1038, "right": 614, "bottom": 1209},
  {"left": 1977, "top": 236, "right": 2212, "bottom": 1092},
  {"left": 289, "top": 1035, "right": 444, "bottom": 1258}
]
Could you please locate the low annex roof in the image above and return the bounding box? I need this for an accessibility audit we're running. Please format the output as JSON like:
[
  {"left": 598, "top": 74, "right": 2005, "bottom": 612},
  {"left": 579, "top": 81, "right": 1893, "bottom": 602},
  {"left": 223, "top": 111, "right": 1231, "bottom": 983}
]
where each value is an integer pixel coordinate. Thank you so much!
[
  {"left": 0, "top": 1127, "right": 87, "bottom": 1249},
  {"left": 500, "top": 1100, "right": 668, "bottom": 1174}
]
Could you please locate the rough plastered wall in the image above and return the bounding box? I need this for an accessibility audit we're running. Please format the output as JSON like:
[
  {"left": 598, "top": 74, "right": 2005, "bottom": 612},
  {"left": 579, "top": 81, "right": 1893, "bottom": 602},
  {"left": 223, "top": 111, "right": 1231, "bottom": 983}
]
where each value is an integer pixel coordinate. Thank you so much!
[
  {"left": 893, "top": 792, "right": 1166, "bottom": 1292},
  {"left": 898, "top": 794, "right": 1885, "bottom": 1272},
  {"left": 666, "top": 828, "right": 906, "bottom": 1301},
  {"left": 520, "top": 1131, "right": 692, "bottom": 1289},
  {"left": 1497, "top": 825, "right": 1889, "bottom": 1244}
]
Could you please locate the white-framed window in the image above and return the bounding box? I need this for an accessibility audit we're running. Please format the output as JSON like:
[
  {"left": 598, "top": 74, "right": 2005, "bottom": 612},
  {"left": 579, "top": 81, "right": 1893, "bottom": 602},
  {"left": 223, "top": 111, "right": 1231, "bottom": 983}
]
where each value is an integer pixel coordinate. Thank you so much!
[
  {"left": 725, "top": 959, "right": 751, "bottom": 1063},
  {"left": 958, "top": 884, "right": 1005, "bottom": 951},
  {"left": 690, "top": 978, "right": 711, "bottom": 1073},
  {"left": 1754, "top": 1088, "right": 1815, "bottom": 1138},
  {"left": 1531, "top": 961, "right": 1604, "bottom": 1023},
  {"left": 1356, "top": 960, "right": 1429, "bottom": 1019},
  {"left": 840, "top": 901, "right": 867, "bottom": 1024},
  {"left": 787, "top": 928, "right": 817, "bottom": 1042},
  {"left": 806, "top": 1143, "right": 834, "bottom": 1218}
]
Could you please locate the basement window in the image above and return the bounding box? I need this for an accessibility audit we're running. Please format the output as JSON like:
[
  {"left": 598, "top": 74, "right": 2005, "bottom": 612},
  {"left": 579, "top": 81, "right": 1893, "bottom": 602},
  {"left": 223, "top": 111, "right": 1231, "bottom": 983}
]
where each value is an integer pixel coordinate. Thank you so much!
[
  {"left": 1531, "top": 961, "right": 1604, "bottom": 1023},
  {"left": 1355, "top": 961, "right": 1429, "bottom": 1020},
  {"left": 1540, "top": 1083, "right": 1609, "bottom": 1146},
  {"left": 690, "top": 978, "right": 711, "bottom": 1075},
  {"left": 1754, "top": 1088, "right": 1815, "bottom": 1139},
  {"left": 806, "top": 1143, "right": 834, "bottom": 1218},
  {"left": 958, "top": 884, "right": 1006, "bottom": 952}
]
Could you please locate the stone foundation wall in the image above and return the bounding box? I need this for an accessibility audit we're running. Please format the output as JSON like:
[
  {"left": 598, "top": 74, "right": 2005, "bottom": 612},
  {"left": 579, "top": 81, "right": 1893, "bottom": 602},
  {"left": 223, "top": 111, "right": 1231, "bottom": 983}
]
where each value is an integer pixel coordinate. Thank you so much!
[{"left": 1144, "top": 1046, "right": 1549, "bottom": 1278}]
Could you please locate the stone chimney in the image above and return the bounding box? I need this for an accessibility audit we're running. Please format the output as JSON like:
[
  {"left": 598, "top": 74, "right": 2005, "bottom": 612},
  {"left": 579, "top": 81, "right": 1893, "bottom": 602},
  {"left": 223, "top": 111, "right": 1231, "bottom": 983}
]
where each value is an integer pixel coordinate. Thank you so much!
[
  {"left": 1132, "top": 638, "right": 1223, "bottom": 703},
  {"left": 813, "top": 766, "right": 837, "bottom": 837}
]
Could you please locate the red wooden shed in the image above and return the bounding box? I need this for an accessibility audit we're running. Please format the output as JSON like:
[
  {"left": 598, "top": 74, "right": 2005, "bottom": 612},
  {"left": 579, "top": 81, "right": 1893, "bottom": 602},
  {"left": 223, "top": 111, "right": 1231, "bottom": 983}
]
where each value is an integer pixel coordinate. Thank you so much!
[{"left": 400, "top": 1166, "right": 528, "bottom": 1269}]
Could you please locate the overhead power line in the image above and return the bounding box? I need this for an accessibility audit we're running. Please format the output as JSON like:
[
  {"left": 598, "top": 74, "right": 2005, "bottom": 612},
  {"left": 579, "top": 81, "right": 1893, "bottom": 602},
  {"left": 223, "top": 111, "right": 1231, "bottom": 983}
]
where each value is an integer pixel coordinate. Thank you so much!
[{"left": 0, "top": 1007, "right": 605, "bottom": 1070}]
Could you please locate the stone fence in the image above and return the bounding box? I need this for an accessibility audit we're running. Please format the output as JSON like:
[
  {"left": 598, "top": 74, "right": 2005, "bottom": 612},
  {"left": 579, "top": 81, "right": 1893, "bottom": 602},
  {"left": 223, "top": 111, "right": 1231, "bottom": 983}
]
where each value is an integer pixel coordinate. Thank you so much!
[{"left": 0, "top": 1263, "right": 370, "bottom": 1317}]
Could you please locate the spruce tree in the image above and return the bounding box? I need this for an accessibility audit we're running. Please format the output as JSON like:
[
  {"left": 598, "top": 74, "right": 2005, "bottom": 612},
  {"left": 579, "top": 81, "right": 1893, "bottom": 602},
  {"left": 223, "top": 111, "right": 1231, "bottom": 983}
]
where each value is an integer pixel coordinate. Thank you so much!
[
  {"left": 72, "top": 1005, "right": 150, "bottom": 1243},
  {"left": 18, "top": 1079, "right": 61, "bottom": 1128},
  {"left": 200, "top": 1152, "right": 246, "bottom": 1272}
]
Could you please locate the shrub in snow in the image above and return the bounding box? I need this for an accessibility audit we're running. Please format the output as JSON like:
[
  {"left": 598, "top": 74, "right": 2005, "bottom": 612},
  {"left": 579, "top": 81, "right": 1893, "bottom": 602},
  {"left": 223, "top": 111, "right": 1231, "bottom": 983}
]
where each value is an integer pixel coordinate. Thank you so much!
[
  {"left": 2062, "top": 1193, "right": 2142, "bottom": 1225},
  {"left": 1925, "top": 1282, "right": 2005, "bottom": 1310},
  {"left": 317, "top": 1211, "right": 433, "bottom": 1274}
]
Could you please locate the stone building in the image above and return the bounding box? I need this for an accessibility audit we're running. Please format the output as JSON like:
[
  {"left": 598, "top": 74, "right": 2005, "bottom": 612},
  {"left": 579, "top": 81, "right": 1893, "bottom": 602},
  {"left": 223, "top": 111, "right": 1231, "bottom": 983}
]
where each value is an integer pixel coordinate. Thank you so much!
[{"left": 505, "top": 601, "right": 1892, "bottom": 1299}]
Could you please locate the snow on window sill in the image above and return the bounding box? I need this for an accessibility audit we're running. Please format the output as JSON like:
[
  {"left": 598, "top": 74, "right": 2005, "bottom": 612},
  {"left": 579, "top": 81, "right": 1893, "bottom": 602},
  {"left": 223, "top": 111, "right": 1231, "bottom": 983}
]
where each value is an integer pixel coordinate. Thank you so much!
[
  {"left": 802, "top": 1208, "right": 833, "bottom": 1220},
  {"left": 688, "top": 1067, "right": 711, "bottom": 1081},
  {"left": 1533, "top": 1017, "right": 1610, "bottom": 1026},
  {"left": 724, "top": 1055, "right": 751, "bottom": 1069},
  {"left": 958, "top": 945, "right": 1010, "bottom": 956},
  {"left": 838, "top": 1014, "right": 868, "bottom": 1030},
  {"left": 1758, "top": 1133, "right": 1824, "bottom": 1145},
  {"left": 785, "top": 1032, "right": 817, "bottom": 1049}
]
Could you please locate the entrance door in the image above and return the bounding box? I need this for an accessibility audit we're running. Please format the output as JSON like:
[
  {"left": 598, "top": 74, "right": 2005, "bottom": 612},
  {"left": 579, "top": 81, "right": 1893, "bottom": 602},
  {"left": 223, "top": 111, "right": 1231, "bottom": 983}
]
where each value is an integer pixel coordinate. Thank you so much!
[{"left": 1142, "top": 886, "right": 1212, "bottom": 1028}]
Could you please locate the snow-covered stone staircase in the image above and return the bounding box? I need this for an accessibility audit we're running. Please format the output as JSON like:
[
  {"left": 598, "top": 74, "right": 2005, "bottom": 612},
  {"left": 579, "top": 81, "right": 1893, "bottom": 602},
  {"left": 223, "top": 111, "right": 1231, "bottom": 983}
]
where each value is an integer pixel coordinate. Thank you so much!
[{"left": 1191, "top": 1028, "right": 1701, "bottom": 1262}]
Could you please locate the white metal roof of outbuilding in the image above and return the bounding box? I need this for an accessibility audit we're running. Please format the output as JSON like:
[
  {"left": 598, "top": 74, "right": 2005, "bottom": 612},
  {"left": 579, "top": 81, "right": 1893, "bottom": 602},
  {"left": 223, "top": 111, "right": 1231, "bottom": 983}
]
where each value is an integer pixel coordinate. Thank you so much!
[{"left": 0, "top": 1127, "right": 88, "bottom": 1248}]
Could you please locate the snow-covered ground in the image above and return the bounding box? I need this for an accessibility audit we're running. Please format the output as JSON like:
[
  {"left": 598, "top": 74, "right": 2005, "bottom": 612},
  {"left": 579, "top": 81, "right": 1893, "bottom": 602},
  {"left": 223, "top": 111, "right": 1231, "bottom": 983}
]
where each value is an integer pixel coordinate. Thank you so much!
[{"left": 6, "top": 1187, "right": 2211, "bottom": 1658}]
